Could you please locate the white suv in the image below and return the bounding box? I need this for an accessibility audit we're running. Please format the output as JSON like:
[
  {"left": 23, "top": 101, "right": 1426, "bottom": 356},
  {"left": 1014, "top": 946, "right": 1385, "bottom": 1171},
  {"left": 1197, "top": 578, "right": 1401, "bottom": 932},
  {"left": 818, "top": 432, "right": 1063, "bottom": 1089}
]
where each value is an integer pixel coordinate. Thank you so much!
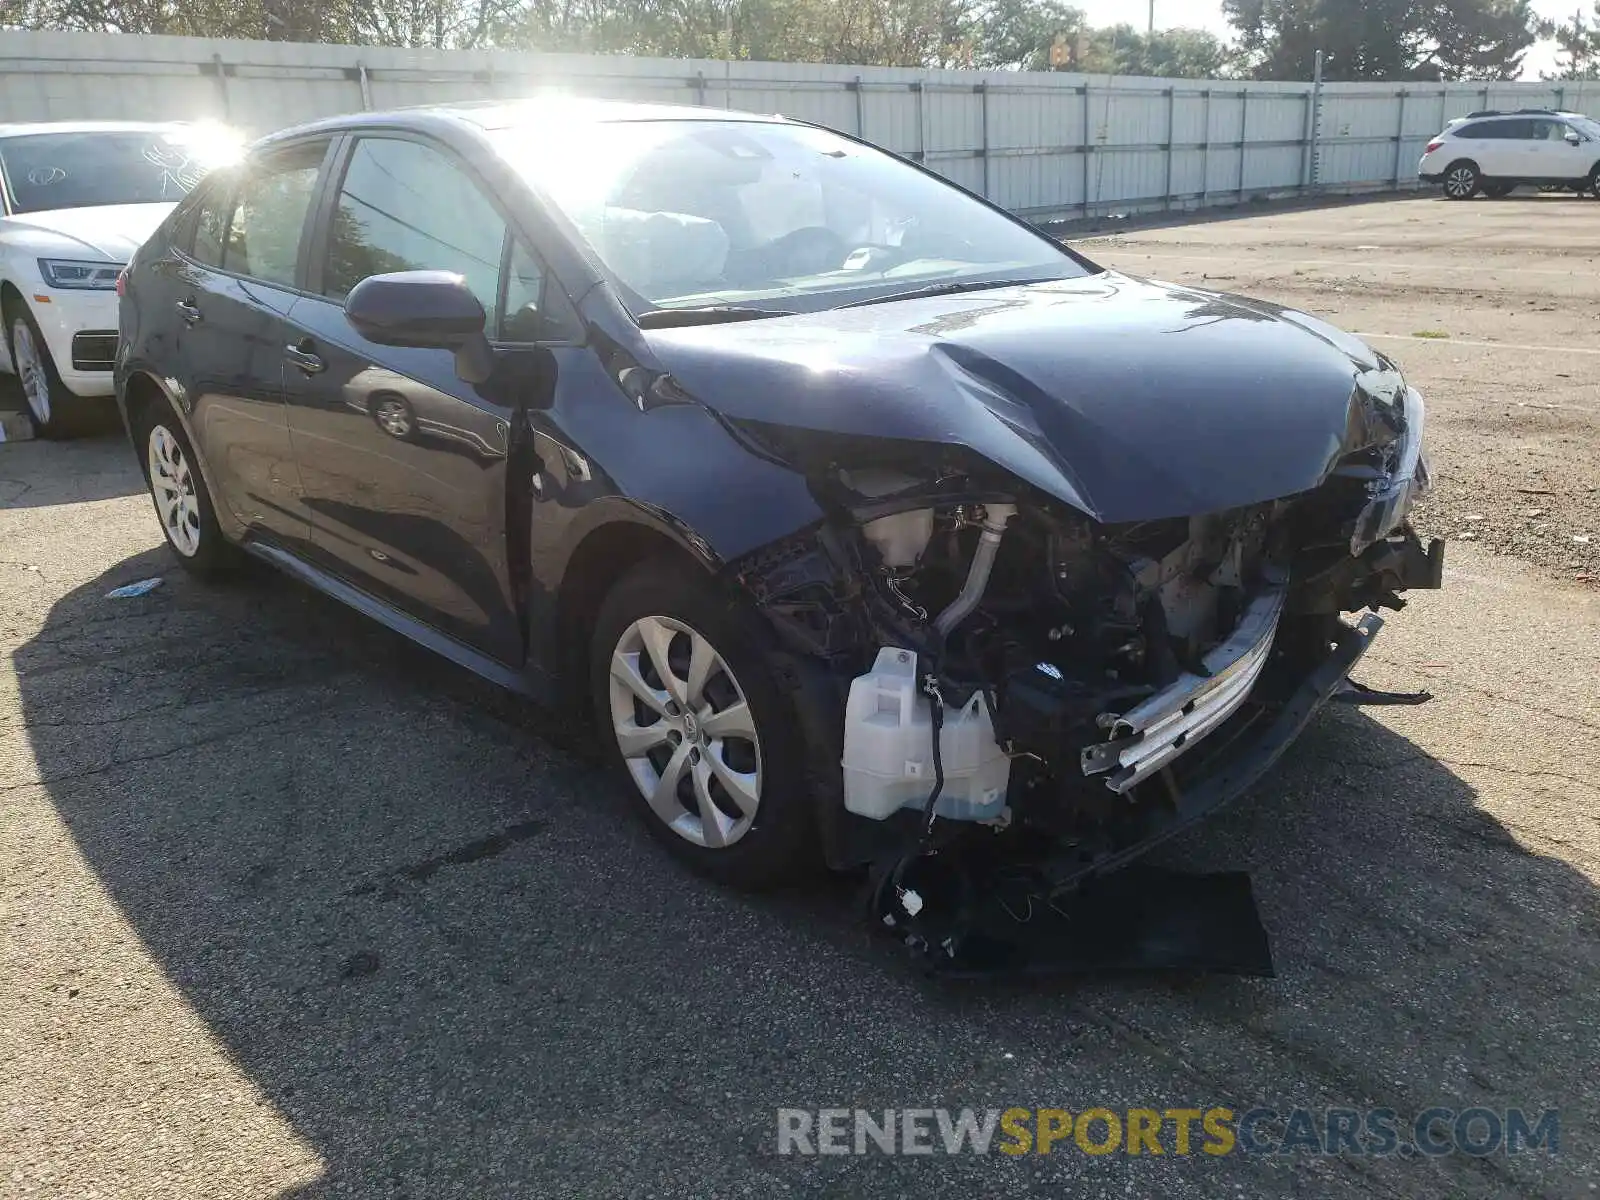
[
  {"left": 0, "top": 122, "right": 240, "bottom": 437},
  {"left": 1418, "top": 109, "right": 1600, "bottom": 200}
]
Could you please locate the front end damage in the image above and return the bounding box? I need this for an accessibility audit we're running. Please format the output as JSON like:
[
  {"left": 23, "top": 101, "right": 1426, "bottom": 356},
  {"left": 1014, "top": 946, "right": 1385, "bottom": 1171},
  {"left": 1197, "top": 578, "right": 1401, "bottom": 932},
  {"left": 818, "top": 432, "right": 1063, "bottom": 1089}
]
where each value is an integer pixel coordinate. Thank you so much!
[{"left": 729, "top": 374, "right": 1443, "bottom": 977}]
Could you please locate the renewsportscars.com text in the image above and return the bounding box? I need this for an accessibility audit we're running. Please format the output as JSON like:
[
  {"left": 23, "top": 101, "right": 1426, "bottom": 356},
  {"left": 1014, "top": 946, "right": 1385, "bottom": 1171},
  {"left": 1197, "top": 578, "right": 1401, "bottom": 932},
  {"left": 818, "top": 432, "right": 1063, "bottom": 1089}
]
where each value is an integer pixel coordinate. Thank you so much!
[{"left": 776, "top": 1106, "right": 1559, "bottom": 1158}]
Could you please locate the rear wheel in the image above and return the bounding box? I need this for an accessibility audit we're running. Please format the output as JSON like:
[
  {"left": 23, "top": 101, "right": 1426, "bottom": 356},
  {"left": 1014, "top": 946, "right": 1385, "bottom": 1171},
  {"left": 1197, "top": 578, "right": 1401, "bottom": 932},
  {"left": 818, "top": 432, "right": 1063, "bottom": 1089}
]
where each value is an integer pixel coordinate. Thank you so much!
[
  {"left": 589, "top": 556, "right": 818, "bottom": 888},
  {"left": 1587, "top": 165, "right": 1600, "bottom": 198},
  {"left": 8, "top": 308, "right": 92, "bottom": 439},
  {"left": 132, "top": 397, "right": 239, "bottom": 578},
  {"left": 1442, "top": 162, "right": 1480, "bottom": 200}
]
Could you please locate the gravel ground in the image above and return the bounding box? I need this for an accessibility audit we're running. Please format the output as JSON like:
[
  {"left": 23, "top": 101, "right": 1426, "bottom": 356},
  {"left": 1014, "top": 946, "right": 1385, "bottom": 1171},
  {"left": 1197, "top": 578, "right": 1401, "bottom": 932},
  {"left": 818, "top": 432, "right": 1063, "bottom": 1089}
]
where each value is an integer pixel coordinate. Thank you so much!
[
  {"left": 1082, "top": 189, "right": 1600, "bottom": 583},
  {"left": 2, "top": 195, "right": 1599, "bottom": 1198}
]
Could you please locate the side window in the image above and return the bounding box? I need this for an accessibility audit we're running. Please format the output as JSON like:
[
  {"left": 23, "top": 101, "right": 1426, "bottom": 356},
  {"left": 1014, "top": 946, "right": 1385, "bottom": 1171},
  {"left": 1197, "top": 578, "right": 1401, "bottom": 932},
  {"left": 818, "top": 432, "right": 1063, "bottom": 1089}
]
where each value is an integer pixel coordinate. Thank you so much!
[
  {"left": 1496, "top": 120, "right": 1532, "bottom": 140},
  {"left": 500, "top": 240, "right": 544, "bottom": 341},
  {"left": 322, "top": 137, "right": 506, "bottom": 329},
  {"left": 190, "top": 177, "right": 232, "bottom": 267},
  {"left": 499, "top": 239, "right": 579, "bottom": 342},
  {"left": 222, "top": 142, "right": 326, "bottom": 287}
]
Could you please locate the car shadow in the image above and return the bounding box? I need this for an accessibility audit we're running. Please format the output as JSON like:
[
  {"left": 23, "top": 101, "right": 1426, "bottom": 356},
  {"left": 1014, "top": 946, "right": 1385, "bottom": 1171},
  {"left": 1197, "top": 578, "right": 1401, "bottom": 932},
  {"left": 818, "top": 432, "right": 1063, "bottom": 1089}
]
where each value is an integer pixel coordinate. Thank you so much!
[{"left": 14, "top": 554, "right": 1596, "bottom": 1195}]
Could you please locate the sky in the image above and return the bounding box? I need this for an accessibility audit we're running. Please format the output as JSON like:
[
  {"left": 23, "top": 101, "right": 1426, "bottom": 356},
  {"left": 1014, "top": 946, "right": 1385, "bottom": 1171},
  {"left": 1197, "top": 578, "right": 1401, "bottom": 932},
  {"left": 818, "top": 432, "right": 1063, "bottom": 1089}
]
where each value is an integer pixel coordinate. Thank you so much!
[{"left": 1076, "top": 0, "right": 1574, "bottom": 79}]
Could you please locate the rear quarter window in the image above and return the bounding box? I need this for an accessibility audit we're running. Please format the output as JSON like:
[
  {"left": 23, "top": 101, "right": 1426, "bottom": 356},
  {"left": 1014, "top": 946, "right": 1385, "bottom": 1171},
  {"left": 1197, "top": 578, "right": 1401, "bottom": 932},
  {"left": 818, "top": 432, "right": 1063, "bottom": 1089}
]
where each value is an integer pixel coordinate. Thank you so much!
[{"left": 166, "top": 171, "right": 236, "bottom": 266}]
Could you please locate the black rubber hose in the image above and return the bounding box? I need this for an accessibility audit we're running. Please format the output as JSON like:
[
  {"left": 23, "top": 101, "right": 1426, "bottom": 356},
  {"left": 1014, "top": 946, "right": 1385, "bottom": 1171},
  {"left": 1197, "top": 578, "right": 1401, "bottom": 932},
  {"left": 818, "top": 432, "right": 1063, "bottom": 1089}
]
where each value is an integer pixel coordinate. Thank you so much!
[{"left": 920, "top": 681, "right": 946, "bottom": 836}]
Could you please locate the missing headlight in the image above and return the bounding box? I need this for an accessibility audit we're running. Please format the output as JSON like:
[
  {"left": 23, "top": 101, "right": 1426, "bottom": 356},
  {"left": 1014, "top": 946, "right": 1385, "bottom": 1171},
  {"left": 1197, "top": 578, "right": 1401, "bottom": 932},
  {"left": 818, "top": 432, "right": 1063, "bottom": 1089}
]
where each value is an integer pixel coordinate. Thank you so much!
[{"left": 1350, "top": 385, "right": 1428, "bottom": 556}]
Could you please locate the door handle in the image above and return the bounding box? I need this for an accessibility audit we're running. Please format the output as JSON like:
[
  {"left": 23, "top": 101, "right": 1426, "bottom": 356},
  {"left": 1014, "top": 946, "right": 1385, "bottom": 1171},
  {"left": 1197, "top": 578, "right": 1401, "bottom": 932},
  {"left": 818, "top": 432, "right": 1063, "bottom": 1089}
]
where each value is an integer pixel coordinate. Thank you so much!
[
  {"left": 284, "top": 342, "right": 326, "bottom": 375},
  {"left": 175, "top": 299, "right": 201, "bottom": 325}
]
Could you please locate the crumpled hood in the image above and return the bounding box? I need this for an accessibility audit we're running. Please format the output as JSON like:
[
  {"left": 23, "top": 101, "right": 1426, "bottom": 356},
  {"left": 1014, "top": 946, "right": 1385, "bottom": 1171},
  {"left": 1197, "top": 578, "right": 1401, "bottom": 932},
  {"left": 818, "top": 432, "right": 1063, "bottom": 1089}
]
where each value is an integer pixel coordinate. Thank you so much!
[
  {"left": 0, "top": 202, "right": 174, "bottom": 262},
  {"left": 643, "top": 272, "right": 1394, "bottom": 523}
]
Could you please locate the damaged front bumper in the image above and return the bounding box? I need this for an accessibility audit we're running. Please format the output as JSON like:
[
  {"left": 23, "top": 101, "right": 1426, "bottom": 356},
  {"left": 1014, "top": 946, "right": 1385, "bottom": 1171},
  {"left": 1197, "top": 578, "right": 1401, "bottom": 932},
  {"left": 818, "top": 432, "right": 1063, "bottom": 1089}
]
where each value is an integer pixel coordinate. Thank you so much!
[
  {"left": 1080, "top": 575, "right": 1288, "bottom": 794},
  {"left": 872, "top": 608, "right": 1388, "bottom": 977}
]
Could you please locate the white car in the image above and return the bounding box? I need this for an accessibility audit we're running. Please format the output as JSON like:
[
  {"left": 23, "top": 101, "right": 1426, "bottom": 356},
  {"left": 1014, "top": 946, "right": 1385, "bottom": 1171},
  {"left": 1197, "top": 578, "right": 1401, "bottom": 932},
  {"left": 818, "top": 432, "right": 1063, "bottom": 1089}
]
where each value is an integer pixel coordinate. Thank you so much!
[
  {"left": 1419, "top": 109, "right": 1600, "bottom": 200},
  {"left": 0, "top": 121, "right": 240, "bottom": 437}
]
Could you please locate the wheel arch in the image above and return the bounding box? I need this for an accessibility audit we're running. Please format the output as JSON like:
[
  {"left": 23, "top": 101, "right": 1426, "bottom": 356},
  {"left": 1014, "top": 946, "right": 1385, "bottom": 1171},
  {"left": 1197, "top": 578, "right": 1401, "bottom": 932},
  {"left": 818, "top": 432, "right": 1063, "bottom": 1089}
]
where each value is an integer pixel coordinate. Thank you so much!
[
  {"left": 550, "top": 510, "right": 718, "bottom": 698},
  {"left": 118, "top": 369, "right": 239, "bottom": 543},
  {"left": 121, "top": 371, "right": 169, "bottom": 471},
  {"left": 0, "top": 281, "right": 29, "bottom": 372}
]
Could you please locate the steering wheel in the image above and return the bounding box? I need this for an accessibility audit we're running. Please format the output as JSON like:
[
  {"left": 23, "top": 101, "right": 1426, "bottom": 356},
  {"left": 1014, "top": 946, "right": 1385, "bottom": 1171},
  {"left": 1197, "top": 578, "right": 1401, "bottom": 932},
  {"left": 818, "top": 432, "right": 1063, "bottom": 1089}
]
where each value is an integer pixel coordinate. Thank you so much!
[{"left": 767, "top": 226, "right": 849, "bottom": 276}]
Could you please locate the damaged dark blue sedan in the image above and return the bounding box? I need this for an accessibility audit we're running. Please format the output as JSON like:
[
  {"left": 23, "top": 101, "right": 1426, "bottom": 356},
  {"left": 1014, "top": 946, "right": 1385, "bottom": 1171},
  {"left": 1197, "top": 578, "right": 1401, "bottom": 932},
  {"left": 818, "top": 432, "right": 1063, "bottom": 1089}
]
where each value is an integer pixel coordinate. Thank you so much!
[{"left": 116, "top": 99, "right": 1443, "bottom": 955}]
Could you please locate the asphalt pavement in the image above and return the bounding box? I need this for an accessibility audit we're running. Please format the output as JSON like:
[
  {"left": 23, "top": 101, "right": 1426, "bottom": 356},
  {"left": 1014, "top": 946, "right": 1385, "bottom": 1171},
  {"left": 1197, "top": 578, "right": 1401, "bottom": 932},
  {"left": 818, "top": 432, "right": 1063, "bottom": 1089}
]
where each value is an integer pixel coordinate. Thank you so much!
[{"left": 3, "top": 194, "right": 1599, "bottom": 1197}]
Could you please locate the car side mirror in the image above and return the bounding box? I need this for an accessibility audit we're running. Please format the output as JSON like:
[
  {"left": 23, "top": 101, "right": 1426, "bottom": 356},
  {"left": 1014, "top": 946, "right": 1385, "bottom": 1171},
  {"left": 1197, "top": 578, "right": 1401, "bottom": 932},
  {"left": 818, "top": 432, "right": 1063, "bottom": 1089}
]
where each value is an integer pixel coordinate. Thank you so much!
[
  {"left": 344, "top": 270, "right": 495, "bottom": 384},
  {"left": 1565, "top": 131, "right": 1582, "bottom": 145}
]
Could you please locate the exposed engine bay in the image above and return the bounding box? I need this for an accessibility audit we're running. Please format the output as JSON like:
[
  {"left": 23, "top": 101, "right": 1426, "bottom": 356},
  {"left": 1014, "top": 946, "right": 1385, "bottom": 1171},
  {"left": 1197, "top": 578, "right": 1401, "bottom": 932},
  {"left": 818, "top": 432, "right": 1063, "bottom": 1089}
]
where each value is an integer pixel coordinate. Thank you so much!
[
  {"left": 840, "top": 483, "right": 1301, "bottom": 822},
  {"left": 730, "top": 374, "right": 1444, "bottom": 975}
]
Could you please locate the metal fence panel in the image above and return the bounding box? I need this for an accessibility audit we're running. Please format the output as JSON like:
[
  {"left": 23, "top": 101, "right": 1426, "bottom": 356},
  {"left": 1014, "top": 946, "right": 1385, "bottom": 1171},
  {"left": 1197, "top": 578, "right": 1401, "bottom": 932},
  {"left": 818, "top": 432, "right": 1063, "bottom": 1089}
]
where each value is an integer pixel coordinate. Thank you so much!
[{"left": 0, "top": 30, "right": 1596, "bottom": 221}]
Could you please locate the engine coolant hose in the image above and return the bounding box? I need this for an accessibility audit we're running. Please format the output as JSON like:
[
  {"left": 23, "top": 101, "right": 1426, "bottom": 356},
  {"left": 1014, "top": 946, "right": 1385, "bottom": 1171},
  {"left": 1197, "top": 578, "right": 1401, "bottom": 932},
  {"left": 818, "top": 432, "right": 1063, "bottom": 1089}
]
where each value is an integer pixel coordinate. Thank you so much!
[{"left": 932, "top": 503, "right": 1019, "bottom": 641}]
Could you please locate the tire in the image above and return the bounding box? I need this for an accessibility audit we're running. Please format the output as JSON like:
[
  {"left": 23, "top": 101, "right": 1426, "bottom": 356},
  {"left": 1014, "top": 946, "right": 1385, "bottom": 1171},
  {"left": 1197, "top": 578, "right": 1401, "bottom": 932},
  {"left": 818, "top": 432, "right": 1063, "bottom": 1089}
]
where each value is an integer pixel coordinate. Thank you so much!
[
  {"left": 131, "top": 396, "right": 239, "bottom": 579},
  {"left": 1587, "top": 165, "right": 1600, "bottom": 198},
  {"left": 1482, "top": 181, "right": 1515, "bottom": 198},
  {"left": 1441, "top": 161, "right": 1480, "bottom": 200},
  {"left": 8, "top": 306, "right": 93, "bottom": 439},
  {"left": 589, "top": 556, "right": 819, "bottom": 889},
  {"left": 370, "top": 392, "right": 417, "bottom": 441}
]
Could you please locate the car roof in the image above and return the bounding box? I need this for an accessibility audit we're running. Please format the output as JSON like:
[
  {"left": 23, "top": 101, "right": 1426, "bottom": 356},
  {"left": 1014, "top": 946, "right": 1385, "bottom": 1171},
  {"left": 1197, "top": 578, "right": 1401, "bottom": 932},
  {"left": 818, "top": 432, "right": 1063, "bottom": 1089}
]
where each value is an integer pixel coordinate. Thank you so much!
[
  {"left": 254, "top": 97, "right": 793, "bottom": 148},
  {"left": 448, "top": 98, "right": 790, "bottom": 129},
  {"left": 1447, "top": 109, "right": 1586, "bottom": 127},
  {"left": 0, "top": 120, "right": 195, "bottom": 138}
]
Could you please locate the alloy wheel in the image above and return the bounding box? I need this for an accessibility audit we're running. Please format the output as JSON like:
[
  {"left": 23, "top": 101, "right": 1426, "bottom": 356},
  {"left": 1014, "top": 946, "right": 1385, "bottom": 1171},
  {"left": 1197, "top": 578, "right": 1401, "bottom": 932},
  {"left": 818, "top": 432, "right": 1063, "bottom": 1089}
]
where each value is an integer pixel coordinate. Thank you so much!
[
  {"left": 147, "top": 424, "right": 202, "bottom": 557},
  {"left": 12, "top": 318, "right": 50, "bottom": 426},
  {"left": 1444, "top": 167, "right": 1477, "bottom": 198},
  {"left": 374, "top": 397, "right": 413, "bottom": 438},
  {"left": 606, "top": 614, "right": 763, "bottom": 848}
]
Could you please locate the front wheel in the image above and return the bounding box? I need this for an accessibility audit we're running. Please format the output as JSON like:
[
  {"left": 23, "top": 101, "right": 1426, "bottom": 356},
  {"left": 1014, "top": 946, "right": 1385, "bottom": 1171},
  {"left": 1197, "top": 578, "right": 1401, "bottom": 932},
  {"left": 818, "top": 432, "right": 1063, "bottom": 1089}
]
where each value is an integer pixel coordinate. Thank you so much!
[
  {"left": 1587, "top": 166, "right": 1600, "bottom": 198},
  {"left": 9, "top": 309, "right": 92, "bottom": 439},
  {"left": 133, "top": 399, "right": 239, "bottom": 578},
  {"left": 1442, "top": 163, "right": 1480, "bottom": 200},
  {"left": 589, "top": 557, "right": 819, "bottom": 888}
]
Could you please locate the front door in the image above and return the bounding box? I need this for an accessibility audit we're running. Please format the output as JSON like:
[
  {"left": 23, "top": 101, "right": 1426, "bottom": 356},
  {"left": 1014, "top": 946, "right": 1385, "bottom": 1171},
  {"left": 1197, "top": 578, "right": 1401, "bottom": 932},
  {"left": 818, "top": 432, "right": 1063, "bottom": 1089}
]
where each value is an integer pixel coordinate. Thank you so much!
[
  {"left": 1539, "top": 119, "right": 1591, "bottom": 181},
  {"left": 281, "top": 135, "right": 528, "bottom": 664}
]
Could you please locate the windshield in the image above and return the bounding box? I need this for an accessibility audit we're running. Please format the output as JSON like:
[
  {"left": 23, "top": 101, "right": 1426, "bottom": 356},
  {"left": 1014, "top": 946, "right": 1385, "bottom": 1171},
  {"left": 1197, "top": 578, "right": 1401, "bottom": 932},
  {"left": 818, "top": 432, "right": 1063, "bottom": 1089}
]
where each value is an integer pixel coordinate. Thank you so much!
[
  {"left": 1572, "top": 116, "right": 1600, "bottom": 140},
  {"left": 0, "top": 128, "right": 239, "bottom": 215},
  {"left": 487, "top": 118, "right": 1087, "bottom": 313}
]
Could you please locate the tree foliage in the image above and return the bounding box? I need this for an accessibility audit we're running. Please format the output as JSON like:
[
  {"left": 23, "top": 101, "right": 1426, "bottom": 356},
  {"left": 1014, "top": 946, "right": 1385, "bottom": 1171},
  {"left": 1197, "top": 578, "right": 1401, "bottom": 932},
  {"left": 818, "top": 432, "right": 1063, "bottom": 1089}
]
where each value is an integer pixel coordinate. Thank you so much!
[
  {"left": 1542, "top": 2, "right": 1600, "bottom": 80},
  {"left": 0, "top": 0, "right": 1227, "bottom": 74},
  {"left": 0, "top": 0, "right": 1540, "bottom": 80},
  {"left": 1222, "top": 0, "right": 1538, "bottom": 81}
]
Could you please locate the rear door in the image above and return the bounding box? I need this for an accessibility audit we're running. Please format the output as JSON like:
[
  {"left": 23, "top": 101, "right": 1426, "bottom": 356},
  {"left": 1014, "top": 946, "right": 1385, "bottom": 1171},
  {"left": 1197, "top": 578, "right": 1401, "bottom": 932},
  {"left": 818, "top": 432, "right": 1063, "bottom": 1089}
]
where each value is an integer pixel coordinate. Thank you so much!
[
  {"left": 1488, "top": 119, "right": 1537, "bottom": 176},
  {"left": 280, "top": 133, "right": 546, "bottom": 664},
  {"left": 161, "top": 140, "right": 331, "bottom": 545}
]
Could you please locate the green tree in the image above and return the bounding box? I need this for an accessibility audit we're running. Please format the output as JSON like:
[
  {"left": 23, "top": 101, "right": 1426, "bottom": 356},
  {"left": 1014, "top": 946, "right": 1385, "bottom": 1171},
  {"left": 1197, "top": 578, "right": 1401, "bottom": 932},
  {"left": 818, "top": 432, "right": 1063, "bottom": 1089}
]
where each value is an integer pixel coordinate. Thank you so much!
[
  {"left": 1223, "top": 0, "right": 1537, "bottom": 80},
  {"left": 964, "top": 0, "right": 1083, "bottom": 70},
  {"left": 1077, "top": 23, "right": 1229, "bottom": 76},
  {"left": 1543, "top": 3, "right": 1600, "bottom": 79}
]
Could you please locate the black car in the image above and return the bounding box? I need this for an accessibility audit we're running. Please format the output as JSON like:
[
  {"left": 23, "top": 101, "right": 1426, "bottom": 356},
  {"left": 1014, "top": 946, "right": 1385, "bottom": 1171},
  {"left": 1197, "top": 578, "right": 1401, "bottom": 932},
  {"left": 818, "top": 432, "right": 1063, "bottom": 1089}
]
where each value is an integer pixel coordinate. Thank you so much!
[{"left": 116, "top": 99, "right": 1443, "bottom": 905}]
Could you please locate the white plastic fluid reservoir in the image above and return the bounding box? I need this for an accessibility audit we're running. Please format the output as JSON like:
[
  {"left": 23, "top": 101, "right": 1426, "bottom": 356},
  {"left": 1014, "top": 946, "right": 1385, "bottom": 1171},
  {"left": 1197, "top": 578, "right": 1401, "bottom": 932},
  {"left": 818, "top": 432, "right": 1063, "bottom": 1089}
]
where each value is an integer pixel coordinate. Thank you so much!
[{"left": 842, "top": 647, "right": 1011, "bottom": 822}]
